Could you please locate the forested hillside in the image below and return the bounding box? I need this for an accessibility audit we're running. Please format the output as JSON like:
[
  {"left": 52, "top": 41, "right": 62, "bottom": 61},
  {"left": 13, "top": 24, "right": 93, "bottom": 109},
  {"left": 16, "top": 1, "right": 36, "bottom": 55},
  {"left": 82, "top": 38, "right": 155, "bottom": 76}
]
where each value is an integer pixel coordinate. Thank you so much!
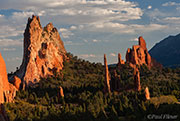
[{"left": 5, "top": 53, "right": 180, "bottom": 121}]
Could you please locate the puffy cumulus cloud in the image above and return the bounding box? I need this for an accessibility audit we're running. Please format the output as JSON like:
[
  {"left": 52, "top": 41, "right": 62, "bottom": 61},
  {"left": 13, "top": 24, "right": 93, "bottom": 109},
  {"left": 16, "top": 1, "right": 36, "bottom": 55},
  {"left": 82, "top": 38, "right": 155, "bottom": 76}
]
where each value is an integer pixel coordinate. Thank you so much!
[
  {"left": 64, "top": 40, "right": 84, "bottom": 46},
  {"left": 147, "top": 8, "right": 168, "bottom": 21},
  {"left": 162, "top": 2, "right": 180, "bottom": 7},
  {"left": 92, "top": 39, "right": 101, "bottom": 43},
  {"left": 110, "top": 53, "right": 116, "bottom": 57},
  {"left": 7, "top": 57, "right": 21, "bottom": 61},
  {"left": 0, "top": 14, "right": 4, "bottom": 18},
  {"left": 59, "top": 28, "right": 74, "bottom": 38},
  {"left": 1, "top": 48, "right": 16, "bottom": 51},
  {"left": 0, "top": 38, "right": 22, "bottom": 47},
  {"left": 0, "top": 25, "right": 24, "bottom": 38},
  {"left": 82, "top": 21, "right": 167, "bottom": 34},
  {"left": 130, "top": 38, "right": 138, "bottom": 42},
  {"left": 131, "top": 24, "right": 168, "bottom": 32},
  {"left": 162, "top": 17, "right": 180, "bottom": 24},
  {"left": 70, "top": 25, "right": 77, "bottom": 30},
  {"left": 79, "top": 54, "right": 96, "bottom": 59},
  {"left": 12, "top": 11, "right": 35, "bottom": 19},
  {"left": 0, "top": 0, "right": 143, "bottom": 22},
  {"left": 147, "top": 5, "right": 152, "bottom": 9},
  {"left": 0, "top": 0, "right": 144, "bottom": 44}
]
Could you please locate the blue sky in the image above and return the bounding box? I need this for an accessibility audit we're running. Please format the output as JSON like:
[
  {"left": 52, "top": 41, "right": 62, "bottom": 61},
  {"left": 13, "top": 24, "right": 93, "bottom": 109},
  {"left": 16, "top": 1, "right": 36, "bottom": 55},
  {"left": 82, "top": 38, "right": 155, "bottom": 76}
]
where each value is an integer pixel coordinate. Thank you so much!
[{"left": 0, "top": 0, "right": 180, "bottom": 72}]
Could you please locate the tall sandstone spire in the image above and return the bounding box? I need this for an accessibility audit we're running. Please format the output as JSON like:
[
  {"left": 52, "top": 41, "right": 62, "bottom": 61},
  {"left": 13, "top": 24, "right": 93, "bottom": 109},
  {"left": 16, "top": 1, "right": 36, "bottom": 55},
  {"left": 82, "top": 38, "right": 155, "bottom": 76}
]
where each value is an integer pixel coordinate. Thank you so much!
[
  {"left": 104, "top": 54, "right": 111, "bottom": 93},
  {"left": 118, "top": 53, "right": 125, "bottom": 66},
  {"left": 145, "top": 87, "right": 150, "bottom": 100},
  {"left": 9, "top": 15, "right": 67, "bottom": 86},
  {"left": 133, "top": 68, "right": 141, "bottom": 91}
]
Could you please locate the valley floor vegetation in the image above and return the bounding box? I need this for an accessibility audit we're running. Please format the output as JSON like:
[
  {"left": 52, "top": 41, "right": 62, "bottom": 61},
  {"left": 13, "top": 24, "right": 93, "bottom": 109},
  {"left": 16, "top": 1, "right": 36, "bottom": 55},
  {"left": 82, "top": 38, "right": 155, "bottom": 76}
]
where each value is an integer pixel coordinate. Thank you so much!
[{"left": 5, "top": 53, "right": 180, "bottom": 121}]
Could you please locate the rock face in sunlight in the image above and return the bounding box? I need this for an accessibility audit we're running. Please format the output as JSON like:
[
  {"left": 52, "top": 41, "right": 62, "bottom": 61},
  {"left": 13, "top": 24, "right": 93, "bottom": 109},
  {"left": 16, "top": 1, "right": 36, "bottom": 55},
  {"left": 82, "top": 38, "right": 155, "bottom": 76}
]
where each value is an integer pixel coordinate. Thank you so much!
[
  {"left": 0, "top": 53, "right": 17, "bottom": 104},
  {"left": 118, "top": 53, "right": 125, "bottom": 66},
  {"left": 58, "top": 86, "right": 64, "bottom": 100},
  {"left": 104, "top": 54, "right": 111, "bottom": 93},
  {"left": 126, "top": 36, "right": 161, "bottom": 69},
  {"left": 133, "top": 68, "right": 141, "bottom": 91},
  {"left": 10, "top": 15, "right": 67, "bottom": 86},
  {"left": 145, "top": 87, "right": 150, "bottom": 100}
]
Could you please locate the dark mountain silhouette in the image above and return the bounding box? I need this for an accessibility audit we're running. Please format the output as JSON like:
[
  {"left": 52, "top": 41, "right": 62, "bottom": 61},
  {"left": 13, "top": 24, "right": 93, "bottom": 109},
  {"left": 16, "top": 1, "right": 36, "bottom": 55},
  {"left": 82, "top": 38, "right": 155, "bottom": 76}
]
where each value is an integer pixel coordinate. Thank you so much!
[{"left": 149, "top": 33, "right": 180, "bottom": 67}]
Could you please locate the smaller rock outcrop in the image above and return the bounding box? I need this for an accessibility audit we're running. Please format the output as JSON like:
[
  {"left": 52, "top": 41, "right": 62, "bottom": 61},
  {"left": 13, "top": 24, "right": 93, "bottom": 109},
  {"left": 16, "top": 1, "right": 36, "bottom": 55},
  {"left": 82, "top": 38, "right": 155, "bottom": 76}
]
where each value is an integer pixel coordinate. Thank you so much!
[
  {"left": 104, "top": 54, "right": 111, "bottom": 93},
  {"left": 145, "top": 87, "right": 150, "bottom": 100},
  {"left": 58, "top": 86, "right": 64, "bottom": 98},
  {"left": 11, "top": 76, "right": 21, "bottom": 90},
  {"left": 118, "top": 53, "right": 125, "bottom": 66},
  {"left": 126, "top": 36, "right": 152, "bottom": 69},
  {"left": 133, "top": 68, "right": 141, "bottom": 91},
  {"left": 0, "top": 53, "right": 17, "bottom": 104}
]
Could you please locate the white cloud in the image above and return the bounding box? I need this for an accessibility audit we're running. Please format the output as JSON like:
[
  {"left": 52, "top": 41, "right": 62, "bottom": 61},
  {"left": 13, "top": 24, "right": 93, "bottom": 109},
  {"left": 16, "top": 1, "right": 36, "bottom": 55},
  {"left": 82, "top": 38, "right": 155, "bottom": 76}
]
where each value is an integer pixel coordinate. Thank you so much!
[
  {"left": 1, "top": 48, "right": 16, "bottom": 51},
  {"left": 92, "top": 39, "right": 101, "bottom": 43},
  {"left": 47, "top": 1, "right": 65, "bottom": 7},
  {"left": 0, "top": 0, "right": 143, "bottom": 22},
  {"left": 0, "top": 14, "right": 4, "bottom": 17},
  {"left": 64, "top": 40, "right": 83, "bottom": 46},
  {"left": 7, "top": 57, "right": 21, "bottom": 61},
  {"left": 37, "top": 10, "right": 46, "bottom": 16},
  {"left": 12, "top": 11, "right": 35, "bottom": 19},
  {"left": 83, "top": 39, "right": 88, "bottom": 43},
  {"left": 70, "top": 26, "right": 77, "bottom": 30},
  {"left": 79, "top": 54, "right": 96, "bottom": 58},
  {"left": 162, "top": 2, "right": 180, "bottom": 7},
  {"left": 131, "top": 24, "right": 168, "bottom": 32},
  {"left": 147, "top": 5, "right": 152, "bottom": 9},
  {"left": 59, "top": 28, "right": 74, "bottom": 38},
  {"left": 0, "top": 25, "right": 24, "bottom": 38},
  {"left": 110, "top": 53, "right": 116, "bottom": 57},
  {"left": 85, "top": 21, "right": 167, "bottom": 34},
  {"left": 0, "top": 38, "right": 22, "bottom": 46},
  {"left": 162, "top": 17, "right": 180, "bottom": 24},
  {"left": 131, "top": 38, "right": 138, "bottom": 42}
]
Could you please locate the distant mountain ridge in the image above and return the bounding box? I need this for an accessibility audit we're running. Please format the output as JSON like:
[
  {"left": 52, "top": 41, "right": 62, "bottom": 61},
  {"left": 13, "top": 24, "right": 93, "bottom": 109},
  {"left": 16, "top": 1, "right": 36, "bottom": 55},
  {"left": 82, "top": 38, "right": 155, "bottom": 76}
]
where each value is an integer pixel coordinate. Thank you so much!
[{"left": 149, "top": 33, "right": 180, "bottom": 68}]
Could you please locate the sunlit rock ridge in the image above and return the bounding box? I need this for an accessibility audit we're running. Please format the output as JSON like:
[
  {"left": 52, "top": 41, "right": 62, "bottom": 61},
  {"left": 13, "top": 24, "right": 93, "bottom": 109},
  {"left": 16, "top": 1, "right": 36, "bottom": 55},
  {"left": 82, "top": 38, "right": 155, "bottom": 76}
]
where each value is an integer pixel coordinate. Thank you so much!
[{"left": 9, "top": 15, "right": 67, "bottom": 87}]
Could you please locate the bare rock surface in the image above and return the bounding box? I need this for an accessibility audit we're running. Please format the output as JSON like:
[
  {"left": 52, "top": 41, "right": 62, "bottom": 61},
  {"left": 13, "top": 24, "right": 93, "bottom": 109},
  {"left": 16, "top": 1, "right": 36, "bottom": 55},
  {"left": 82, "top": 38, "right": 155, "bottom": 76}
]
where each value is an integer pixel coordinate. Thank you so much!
[
  {"left": 104, "top": 54, "right": 111, "bottom": 93},
  {"left": 10, "top": 15, "right": 66, "bottom": 86}
]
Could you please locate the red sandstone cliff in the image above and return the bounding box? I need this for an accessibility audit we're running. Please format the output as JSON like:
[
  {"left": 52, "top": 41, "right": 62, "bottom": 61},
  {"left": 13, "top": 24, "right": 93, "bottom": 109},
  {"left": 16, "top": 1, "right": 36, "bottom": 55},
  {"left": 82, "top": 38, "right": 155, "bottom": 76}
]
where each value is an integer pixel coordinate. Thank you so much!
[
  {"left": 126, "top": 36, "right": 152, "bottom": 69},
  {"left": 126, "top": 36, "right": 162, "bottom": 69},
  {"left": 0, "top": 53, "right": 17, "bottom": 104},
  {"left": 9, "top": 15, "right": 67, "bottom": 86}
]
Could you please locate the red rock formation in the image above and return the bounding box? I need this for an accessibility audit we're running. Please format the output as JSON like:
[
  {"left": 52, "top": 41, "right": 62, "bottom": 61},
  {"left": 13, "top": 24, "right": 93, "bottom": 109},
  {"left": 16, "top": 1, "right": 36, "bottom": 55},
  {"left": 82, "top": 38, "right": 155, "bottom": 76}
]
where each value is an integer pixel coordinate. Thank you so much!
[
  {"left": 58, "top": 86, "right": 64, "bottom": 98},
  {"left": 118, "top": 53, "right": 125, "bottom": 66},
  {"left": 9, "top": 15, "right": 67, "bottom": 86},
  {"left": 104, "top": 54, "right": 111, "bottom": 93},
  {"left": 126, "top": 36, "right": 152, "bottom": 69},
  {"left": 145, "top": 87, "right": 150, "bottom": 100},
  {"left": 133, "top": 68, "right": 141, "bottom": 91},
  {"left": 139, "top": 36, "right": 147, "bottom": 50},
  {"left": 0, "top": 53, "right": 17, "bottom": 104},
  {"left": 11, "top": 76, "right": 21, "bottom": 90}
]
